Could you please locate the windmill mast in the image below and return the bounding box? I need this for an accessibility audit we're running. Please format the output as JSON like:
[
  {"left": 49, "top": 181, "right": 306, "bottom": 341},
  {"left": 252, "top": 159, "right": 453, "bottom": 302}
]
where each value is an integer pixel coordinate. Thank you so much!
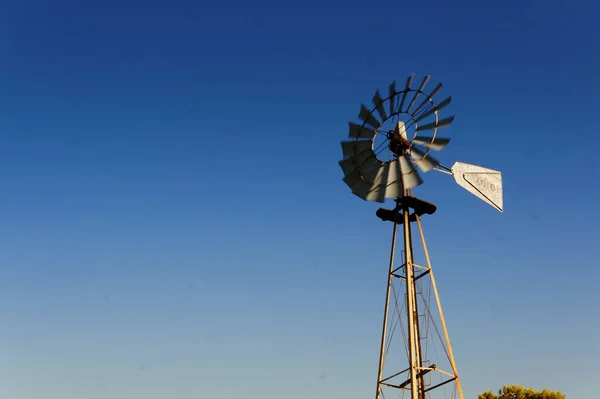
[{"left": 402, "top": 192, "right": 421, "bottom": 399}]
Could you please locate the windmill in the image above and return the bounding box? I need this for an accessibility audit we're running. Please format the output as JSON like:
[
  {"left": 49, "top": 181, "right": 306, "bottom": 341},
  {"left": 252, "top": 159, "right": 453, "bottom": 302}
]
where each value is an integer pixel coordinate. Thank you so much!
[{"left": 338, "top": 74, "right": 502, "bottom": 399}]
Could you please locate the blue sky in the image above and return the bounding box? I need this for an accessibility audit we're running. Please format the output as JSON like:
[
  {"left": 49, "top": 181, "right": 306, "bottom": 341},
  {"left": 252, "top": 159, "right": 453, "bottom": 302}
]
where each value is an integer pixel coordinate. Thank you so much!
[{"left": 1, "top": 0, "right": 599, "bottom": 398}]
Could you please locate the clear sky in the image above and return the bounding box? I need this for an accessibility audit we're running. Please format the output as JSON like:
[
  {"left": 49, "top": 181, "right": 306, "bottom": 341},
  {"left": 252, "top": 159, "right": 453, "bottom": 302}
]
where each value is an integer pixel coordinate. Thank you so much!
[{"left": 1, "top": 0, "right": 599, "bottom": 398}]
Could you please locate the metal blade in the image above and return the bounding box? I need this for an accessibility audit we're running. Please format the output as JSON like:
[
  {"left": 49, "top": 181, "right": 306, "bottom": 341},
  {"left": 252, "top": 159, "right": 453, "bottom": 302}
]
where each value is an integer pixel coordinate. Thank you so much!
[
  {"left": 414, "top": 97, "right": 452, "bottom": 123},
  {"left": 355, "top": 157, "right": 386, "bottom": 184},
  {"left": 409, "top": 146, "right": 439, "bottom": 172},
  {"left": 358, "top": 104, "right": 380, "bottom": 129},
  {"left": 339, "top": 149, "right": 375, "bottom": 176},
  {"left": 412, "top": 83, "right": 443, "bottom": 115},
  {"left": 386, "top": 158, "right": 400, "bottom": 184},
  {"left": 451, "top": 162, "right": 503, "bottom": 212},
  {"left": 388, "top": 81, "right": 397, "bottom": 116},
  {"left": 341, "top": 140, "right": 373, "bottom": 158},
  {"left": 372, "top": 90, "right": 387, "bottom": 122},
  {"left": 365, "top": 185, "right": 387, "bottom": 202},
  {"left": 384, "top": 181, "right": 403, "bottom": 199},
  {"left": 342, "top": 168, "right": 362, "bottom": 187},
  {"left": 398, "top": 154, "right": 423, "bottom": 189},
  {"left": 384, "top": 158, "right": 404, "bottom": 198},
  {"left": 405, "top": 75, "right": 431, "bottom": 113},
  {"left": 398, "top": 74, "right": 414, "bottom": 113},
  {"left": 348, "top": 122, "right": 376, "bottom": 139},
  {"left": 363, "top": 161, "right": 398, "bottom": 202},
  {"left": 416, "top": 116, "right": 455, "bottom": 132},
  {"left": 366, "top": 162, "right": 390, "bottom": 202},
  {"left": 412, "top": 136, "right": 451, "bottom": 151},
  {"left": 343, "top": 167, "right": 375, "bottom": 199},
  {"left": 394, "top": 121, "right": 408, "bottom": 141},
  {"left": 345, "top": 177, "right": 371, "bottom": 201},
  {"left": 345, "top": 177, "right": 386, "bottom": 203}
]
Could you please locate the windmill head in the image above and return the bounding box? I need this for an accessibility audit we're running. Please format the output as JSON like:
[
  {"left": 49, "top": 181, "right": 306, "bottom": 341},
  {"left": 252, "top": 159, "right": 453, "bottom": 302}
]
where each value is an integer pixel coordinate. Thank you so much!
[{"left": 339, "top": 74, "right": 503, "bottom": 212}]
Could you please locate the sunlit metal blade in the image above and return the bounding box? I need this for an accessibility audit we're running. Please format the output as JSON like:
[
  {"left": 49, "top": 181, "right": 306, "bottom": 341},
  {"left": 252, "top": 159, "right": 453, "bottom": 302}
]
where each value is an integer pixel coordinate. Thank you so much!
[
  {"left": 416, "top": 116, "right": 455, "bottom": 132},
  {"left": 348, "top": 122, "right": 376, "bottom": 139},
  {"left": 345, "top": 177, "right": 371, "bottom": 200},
  {"left": 344, "top": 176, "right": 386, "bottom": 203},
  {"left": 372, "top": 90, "right": 387, "bottom": 122},
  {"left": 412, "top": 136, "right": 451, "bottom": 151},
  {"left": 409, "top": 146, "right": 439, "bottom": 172},
  {"left": 366, "top": 185, "right": 387, "bottom": 202},
  {"left": 362, "top": 161, "right": 397, "bottom": 202},
  {"left": 359, "top": 159, "right": 386, "bottom": 185},
  {"left": 341, "top": 140, "right": 372, "bottom": 158},
  {"left": 344, "top": 158, "right": 405, "bottom": 201},
  {"left": 398, "top": 74, "right": 414, "bottom": 113},
  {"left": 414, "top": 97, "right": 452, "bottom": 123},
  {"left": 398, "top": 154, "right": 423, "bottom": 188},
  {"left": 406, "top": 75, "right": 431, "bottom": 113},
  {"left": 358, "top": 104, "right": 380, "bottom": 129},
  {"left": 384, "top": 158, "right": 404, "bottom": 198},
  {"left": 384, "top": 181, "right": 403, "bottom": 199},
  {"left": 388, "top": 81, "right": 396, "bottom": 116},
  {"left": 339, "top": 149, "right": 375, "bottom": 176},
  {"left": 412, "top": 83, "right": 443, "bottom": 115},
  {"left": 394, "top": 121, "right": 408, "bottom": 141},
  {"left": 366, "top": 162, "right": 390, "bottom": 202},
  {"left": 386, "top": 158, "right": 400, "bottom": 184}
]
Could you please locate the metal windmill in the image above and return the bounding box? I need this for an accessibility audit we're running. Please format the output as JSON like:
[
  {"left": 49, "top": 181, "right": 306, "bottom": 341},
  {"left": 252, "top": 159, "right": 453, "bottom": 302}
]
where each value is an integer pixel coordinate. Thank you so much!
[{"left": 338, "top": 74, "right": 502, "bottom": 399}]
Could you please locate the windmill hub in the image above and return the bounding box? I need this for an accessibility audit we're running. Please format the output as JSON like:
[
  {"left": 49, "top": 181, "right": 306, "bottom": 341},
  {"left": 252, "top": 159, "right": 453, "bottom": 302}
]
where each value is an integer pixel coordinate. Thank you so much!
[{"left": 387, "top": 134, "right": 410, "bottom": 156}]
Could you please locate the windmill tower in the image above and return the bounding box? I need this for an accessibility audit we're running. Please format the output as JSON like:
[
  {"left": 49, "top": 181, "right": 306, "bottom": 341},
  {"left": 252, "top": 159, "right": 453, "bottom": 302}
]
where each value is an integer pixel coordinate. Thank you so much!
[{"left": 338, "top": 74, "right": 502, "bottom": 399}]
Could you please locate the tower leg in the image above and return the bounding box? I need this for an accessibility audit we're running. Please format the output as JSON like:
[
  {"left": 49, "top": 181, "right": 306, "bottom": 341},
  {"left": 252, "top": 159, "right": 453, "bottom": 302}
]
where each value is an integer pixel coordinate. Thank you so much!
[
  {"left": 375, "top": 221, "right": 398, "bottom": 399},
  {"left": 402, "top": 198, "right": 419, "bottom": 399},
  {"left": 415, "top": 215, "right": 464, "bottom": 399}
]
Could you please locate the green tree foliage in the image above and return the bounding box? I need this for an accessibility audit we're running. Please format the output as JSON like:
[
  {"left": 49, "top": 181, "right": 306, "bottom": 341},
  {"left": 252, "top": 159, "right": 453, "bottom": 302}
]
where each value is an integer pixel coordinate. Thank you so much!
[{"left": 478, "top": 385, "right": 565, "bottom": 399}]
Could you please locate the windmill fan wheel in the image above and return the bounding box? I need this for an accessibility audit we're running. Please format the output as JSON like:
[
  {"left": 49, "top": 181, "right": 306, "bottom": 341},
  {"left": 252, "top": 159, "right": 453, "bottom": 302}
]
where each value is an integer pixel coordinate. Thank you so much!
[{"left": 339, "top": 74, "right": 455, "bottom": 203}]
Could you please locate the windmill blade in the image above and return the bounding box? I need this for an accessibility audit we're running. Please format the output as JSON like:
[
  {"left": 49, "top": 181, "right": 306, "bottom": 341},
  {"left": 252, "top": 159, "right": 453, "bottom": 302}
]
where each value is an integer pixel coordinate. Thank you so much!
[
  {"left": 345, "top": 177, "right": 372, "bottom": 201},
  {"left": 365, "top": 161, "right": 391, "bottom": 203},
  {"left": 344, "top": 176, "right": 387, "bottom": 203},
  {"left": 451, "top": 162, "right": 503, "bottom": 212},
  {"left": 394, "top": 121, "right": 408, "bottom": 141},
  {"left": 416, "top": 116, "right": 455, "bottom": 132},
  {"left": 406, "top": 75, "right": 431, "bottom": 113},
  {"left": 409, "top": 146, "right": 439, "bottom": 172},
  {"left": 413, "top": 136, "right": 451, "bottom": 151},
  {"left": 340, "top": 152, "right": 383, "bottom": 189},
  {"left": 412, "top": 82, "right": 443, "bottom": 115},
  {"left": 386, "top": 157, "right": 400, "bottom": 183},
  {"left": 341, "top": 140, "right": 373, "bottom": 158},
  {"left": 372, "top": 90, "right": 387, "bottom": 122},
  {"left": 348, "top": 122, "right": 376, "bottom": 139},
  {"left": 365, "top": 185, "right": 387, "bottom": 202},
  {"left": 339, "top": 149, "right": 375, "bottom": 176},
  {"left": 347, "top": 156, "right": 386, "bottom": 185},
  {"left": 384, "top": 180, "right": 403, "bottom": 199},
  {"left": 388, "top": 81, "right": 397, "bottom": 116},
  {"left": 398, "top": 154, "right": 423, "bottom": 189},
  {"left": 398, "top": 74, "right": 414, "bottom": 113},
  {"left": 384, "top": 158, "right": 404, "bottom": 198},
  {"left": 358, "top": 104, "right": 381, "bottom": 129},
  {"left": 414, "top": 97, "right": 452, "bottom": 123}
]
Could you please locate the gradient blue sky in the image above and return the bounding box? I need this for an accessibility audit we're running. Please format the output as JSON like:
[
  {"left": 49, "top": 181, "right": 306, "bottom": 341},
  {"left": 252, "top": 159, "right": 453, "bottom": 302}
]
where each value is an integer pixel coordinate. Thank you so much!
[{"left": 1, "top": 0, "right": 599, "bottom": 398}]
